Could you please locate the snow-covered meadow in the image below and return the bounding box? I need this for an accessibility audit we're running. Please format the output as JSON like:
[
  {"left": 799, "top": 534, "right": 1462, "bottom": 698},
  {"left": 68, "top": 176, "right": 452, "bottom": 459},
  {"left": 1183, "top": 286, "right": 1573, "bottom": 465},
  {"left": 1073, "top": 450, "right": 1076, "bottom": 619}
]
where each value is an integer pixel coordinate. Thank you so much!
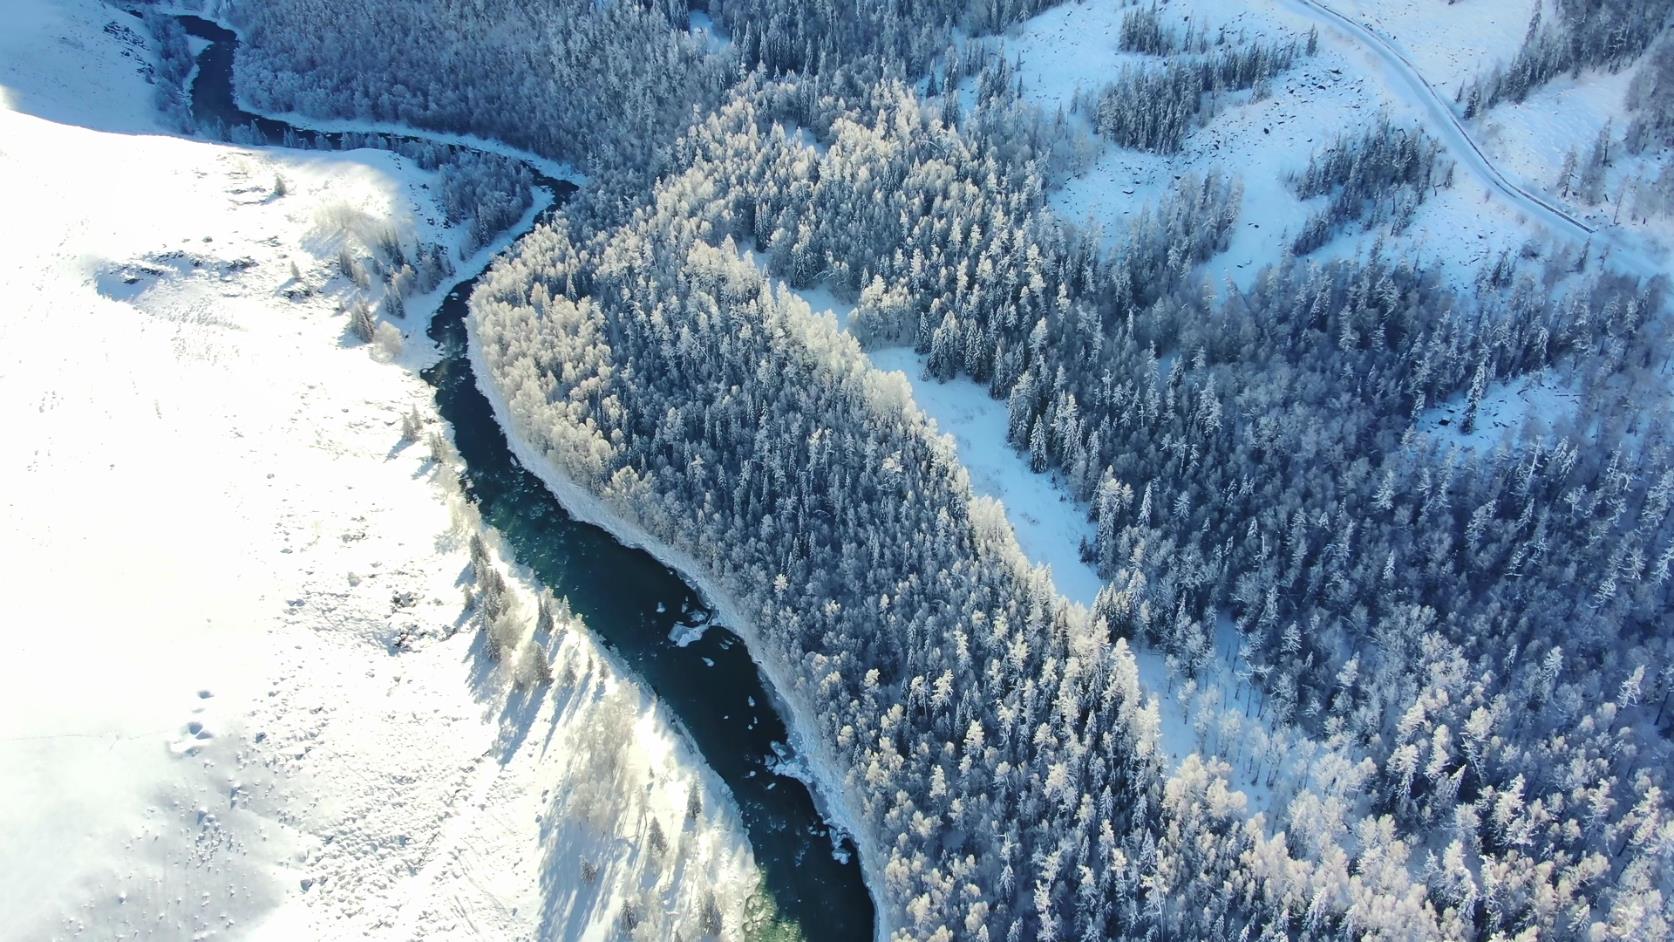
[{"left": 0, "top": 1, "right": 757, "bottom": 938}]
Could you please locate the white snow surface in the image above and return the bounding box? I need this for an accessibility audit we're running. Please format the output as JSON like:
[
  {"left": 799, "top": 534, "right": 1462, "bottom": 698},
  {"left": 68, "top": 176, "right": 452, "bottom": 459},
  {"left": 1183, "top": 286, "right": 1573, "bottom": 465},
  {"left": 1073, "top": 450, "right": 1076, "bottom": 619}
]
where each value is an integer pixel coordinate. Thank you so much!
[
  {"left": 1324, "top": 0, "right": 1528, "bottom": 92},
  {"left": 0, "top": 2, "right": 757, "bottom": 938}
]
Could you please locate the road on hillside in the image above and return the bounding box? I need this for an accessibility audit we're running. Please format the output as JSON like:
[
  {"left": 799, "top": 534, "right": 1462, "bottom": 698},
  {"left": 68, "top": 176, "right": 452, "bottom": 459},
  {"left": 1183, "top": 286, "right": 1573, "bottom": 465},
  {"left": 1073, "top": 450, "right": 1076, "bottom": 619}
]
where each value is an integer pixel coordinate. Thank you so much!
[{"left": 1278, "top": 0, "right": 1598, "bottom": 240}]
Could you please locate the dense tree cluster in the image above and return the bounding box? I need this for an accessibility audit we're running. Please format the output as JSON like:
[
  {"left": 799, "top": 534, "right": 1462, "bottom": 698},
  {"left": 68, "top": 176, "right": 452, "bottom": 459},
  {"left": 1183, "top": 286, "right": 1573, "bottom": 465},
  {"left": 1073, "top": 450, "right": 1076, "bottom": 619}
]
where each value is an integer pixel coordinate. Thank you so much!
[
  {"left": 1119, "top": 5, "right": 1188, "bottom": 57},
  {"left": 1081, "top": 36, "right": 1306, "bottom": 153},
  {"left": 709, "top": 0, "right": 1057, "bottom": 76},
  {"left": 1289, "top": 118, "right": 1452, "bottom": 254},
  {"left": 434, "top": 150, "right": 535, "bottom": 255},
  {"left": 1623, "top": 29, "right": 1674, "bottom": 220},
  {"left": 224, "top": 0, "right": 1074, "bottom": 172},
  {"left": 137, "top": 11, "right": 195, "bottom": 132},
  {"left": 224, "top": 0, "right": 731, "bottom": 171}
]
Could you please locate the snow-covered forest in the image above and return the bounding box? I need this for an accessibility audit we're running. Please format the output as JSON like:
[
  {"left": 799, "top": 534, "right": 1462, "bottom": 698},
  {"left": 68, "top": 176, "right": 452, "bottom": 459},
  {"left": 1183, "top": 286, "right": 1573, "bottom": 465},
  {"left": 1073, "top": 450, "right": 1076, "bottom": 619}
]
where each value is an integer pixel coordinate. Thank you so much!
[
  {"left": 470, "top": 79, "right": 1674, "bottom": 938},
  {"left": 11, "top": 0, "right": 1674, "bottom": 938},
  {"left": 226, "top": 0, "right": 1674, "bottom": 935}
]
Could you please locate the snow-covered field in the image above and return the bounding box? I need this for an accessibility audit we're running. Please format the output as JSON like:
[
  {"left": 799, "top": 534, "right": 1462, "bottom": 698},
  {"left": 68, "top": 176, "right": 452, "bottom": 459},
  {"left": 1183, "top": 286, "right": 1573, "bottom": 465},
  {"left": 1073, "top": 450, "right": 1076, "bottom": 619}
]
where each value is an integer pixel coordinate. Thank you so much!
[{"left": 0, "top": 1, "right": 756, "bottom": 938}]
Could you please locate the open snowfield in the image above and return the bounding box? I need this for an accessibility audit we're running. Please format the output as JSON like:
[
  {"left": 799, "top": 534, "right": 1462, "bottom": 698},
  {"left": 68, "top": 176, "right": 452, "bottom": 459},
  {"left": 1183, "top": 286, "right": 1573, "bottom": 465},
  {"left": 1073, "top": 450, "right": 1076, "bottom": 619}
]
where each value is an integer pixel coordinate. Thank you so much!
[{"left": 0, "top": 1, "right": 756, "bottom": 938}]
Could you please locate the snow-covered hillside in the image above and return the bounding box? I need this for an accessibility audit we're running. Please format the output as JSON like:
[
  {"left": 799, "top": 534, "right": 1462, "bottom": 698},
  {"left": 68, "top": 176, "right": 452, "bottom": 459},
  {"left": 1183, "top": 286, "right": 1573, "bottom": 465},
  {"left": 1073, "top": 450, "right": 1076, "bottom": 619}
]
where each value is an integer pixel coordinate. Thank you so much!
[
  {"left": 0, "top": 2, "right": 757, "bottom": 938},
  {"left": 1324, "top": 0, "right": 1527, "bottom": 91},
  {"left": 1297, "top": 0, "right": 1673, "bottom": 251},
  {"left": 991, "top": 0, "right": 1668, "bottom": 287}
]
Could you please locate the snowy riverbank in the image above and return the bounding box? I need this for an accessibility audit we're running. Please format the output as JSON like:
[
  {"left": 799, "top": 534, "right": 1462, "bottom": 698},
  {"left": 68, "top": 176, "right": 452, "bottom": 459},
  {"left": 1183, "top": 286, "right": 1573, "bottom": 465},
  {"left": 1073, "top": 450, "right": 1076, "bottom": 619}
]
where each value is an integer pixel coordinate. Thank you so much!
[
  {"left": 463, "top": 319, "right": 894, "bottom": 942},
  {"left": 0, "top": 1, "right": 757, "bottom": 936}
]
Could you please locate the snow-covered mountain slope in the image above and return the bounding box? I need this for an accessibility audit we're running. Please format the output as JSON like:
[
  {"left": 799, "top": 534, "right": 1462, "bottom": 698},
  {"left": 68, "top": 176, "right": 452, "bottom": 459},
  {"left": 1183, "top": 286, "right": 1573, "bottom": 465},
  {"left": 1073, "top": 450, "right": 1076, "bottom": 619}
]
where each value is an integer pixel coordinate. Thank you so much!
[
  {"left": 0, "top": 2, "right": 756, "bottom": 938},
  {"left": 996, "top": 0, "right": 1667, "bottom": 285},
  {"left": 1279, "top": 0, "right": 1669, "bottom": 272},
  {"left": 1277, "top": 0, "right": 1593, "bottom": 239},
  {"left": 1325, "top": 0, "right": 1528, "bottom": 92}
]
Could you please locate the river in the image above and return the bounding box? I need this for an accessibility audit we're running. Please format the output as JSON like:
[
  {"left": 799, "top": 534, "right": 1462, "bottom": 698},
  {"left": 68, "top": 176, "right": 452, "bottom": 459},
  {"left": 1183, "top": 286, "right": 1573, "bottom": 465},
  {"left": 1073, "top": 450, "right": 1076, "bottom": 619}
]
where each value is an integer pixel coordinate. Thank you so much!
[{"left": 170, "top": 14, "right": 875, "bottom": 941}]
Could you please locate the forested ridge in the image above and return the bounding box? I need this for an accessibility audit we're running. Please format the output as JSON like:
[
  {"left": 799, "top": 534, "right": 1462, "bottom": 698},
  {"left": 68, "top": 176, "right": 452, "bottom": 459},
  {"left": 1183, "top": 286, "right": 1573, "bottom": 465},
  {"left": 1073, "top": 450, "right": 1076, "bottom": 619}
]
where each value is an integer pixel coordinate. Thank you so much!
[{"left": 221, "top": 0, "right": 1674, "bottom": 937}]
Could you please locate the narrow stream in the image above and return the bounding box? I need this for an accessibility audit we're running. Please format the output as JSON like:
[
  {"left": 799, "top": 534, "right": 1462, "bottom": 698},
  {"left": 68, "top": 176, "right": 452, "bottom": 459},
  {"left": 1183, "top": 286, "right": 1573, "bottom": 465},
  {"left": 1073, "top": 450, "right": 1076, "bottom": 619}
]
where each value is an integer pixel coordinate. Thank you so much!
[{"left": 171, "top": 14, "right": 874, "bottom": 941}]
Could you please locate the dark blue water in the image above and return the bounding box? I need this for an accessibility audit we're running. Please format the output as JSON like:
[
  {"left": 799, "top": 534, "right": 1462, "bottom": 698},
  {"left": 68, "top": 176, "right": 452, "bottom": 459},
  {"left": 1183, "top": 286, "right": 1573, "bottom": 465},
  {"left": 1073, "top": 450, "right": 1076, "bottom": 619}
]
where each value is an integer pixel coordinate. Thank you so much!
[{"left": 171, "top": 15, "right": 873, "bottom": 941}]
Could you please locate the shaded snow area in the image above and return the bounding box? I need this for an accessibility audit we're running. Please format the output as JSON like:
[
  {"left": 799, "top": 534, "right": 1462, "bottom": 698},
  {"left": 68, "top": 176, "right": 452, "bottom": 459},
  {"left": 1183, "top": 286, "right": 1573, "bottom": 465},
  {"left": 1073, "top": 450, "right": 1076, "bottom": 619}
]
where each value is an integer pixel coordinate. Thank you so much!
[
  {"left": 1479, "top": 66, "right": 1674, "bottom": 251},
  {"left": 0, "top": 2, "right": 755, "bottom": 938}
]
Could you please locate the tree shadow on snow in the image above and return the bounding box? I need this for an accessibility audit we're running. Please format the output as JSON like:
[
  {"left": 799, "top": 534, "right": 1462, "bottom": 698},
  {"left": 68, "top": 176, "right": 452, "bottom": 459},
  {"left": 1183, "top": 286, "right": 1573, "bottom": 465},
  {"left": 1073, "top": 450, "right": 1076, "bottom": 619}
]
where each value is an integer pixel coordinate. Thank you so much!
[{"left": 454, "top": 620, "right": 708, "bottom": 940}]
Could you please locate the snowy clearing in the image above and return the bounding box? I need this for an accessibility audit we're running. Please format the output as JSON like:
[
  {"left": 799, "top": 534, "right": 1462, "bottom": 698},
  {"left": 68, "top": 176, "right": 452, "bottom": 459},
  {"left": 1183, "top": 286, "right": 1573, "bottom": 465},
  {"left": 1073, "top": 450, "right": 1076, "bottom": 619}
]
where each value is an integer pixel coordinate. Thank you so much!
[{"left": 1417, "top": 368, "right": 1581, "bottom": 452}]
